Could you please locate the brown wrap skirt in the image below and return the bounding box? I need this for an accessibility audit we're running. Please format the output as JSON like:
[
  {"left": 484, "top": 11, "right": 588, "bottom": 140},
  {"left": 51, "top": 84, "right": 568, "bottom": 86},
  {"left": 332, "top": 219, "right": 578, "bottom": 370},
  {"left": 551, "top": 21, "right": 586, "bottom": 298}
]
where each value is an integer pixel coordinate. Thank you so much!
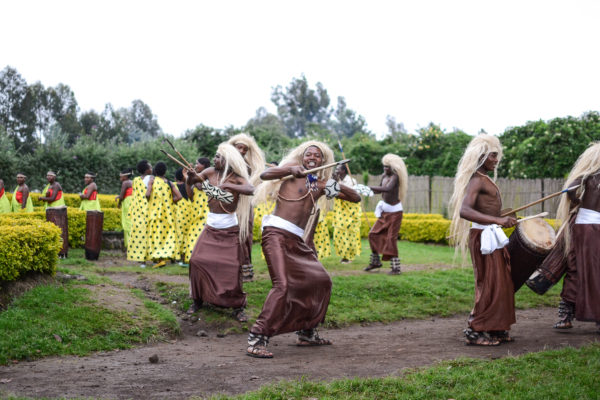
[
  {"left": 468, "top": 229, "right": 516, "bottom": 332},
  {"left": 251, "top": 226, "right": 332, "bottom": 337},
  {"left": 189, "top": 225, "right": 246, "bottom": 309},
  {"left": 573, "top": 224, "right": 600, "bottom": 322},
  {"left": 368, "top": 211, "right": 403, "bottom": 261}
]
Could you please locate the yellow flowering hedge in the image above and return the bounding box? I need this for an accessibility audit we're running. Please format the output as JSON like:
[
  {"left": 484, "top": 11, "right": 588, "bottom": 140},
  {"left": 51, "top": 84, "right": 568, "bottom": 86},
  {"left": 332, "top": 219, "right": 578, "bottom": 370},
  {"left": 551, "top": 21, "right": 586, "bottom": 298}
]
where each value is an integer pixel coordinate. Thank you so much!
[
  {"left": 6, "top": 192, "right": 118, "bottom": 209},
  {"left": 0, "top": 217, "right": 62, "bottom": 281},
  {"left": 0, "top": 208, "right": 122, "bottom": 248}
]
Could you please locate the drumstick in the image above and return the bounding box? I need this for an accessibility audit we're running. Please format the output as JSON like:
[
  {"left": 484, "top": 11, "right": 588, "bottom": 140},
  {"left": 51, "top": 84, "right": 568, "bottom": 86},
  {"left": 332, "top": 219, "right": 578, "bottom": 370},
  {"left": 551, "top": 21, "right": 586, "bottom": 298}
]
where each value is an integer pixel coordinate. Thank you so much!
[
  {"left": 278, "top": 159, "right": 351, "bottom": 182},
  {"left": 500, "top": 185, "right": 580, "bottom": 217},
  {"left": 165, "top": 138, "right": 194, "bottom": 169},
  {"left": 516, "top": 212, "right": 549, "bottom": 223}
]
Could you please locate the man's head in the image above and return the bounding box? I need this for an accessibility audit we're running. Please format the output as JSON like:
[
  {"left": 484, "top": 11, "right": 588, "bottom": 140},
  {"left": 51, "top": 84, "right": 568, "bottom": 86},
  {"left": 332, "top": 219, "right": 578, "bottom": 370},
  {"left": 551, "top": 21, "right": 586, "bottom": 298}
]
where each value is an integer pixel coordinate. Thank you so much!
[
  {"left": 175, "top": 168, "right": 184, "bottom": 182},
  {"left": 335, "top": 164, "right": 348, "bottom": 179},
  {"left": 46, "top": 171, "right": 57, "bottom": 183},
  {"left": 16, "top": 173, "right": 26, "bottom": 185},
  {"left": 84, "top": 173, "right": 96, "bottom": 185},
  {"left": 195, "top": 157, "right": 211, "bottom": 173},
  {"left": 153, "top": 162, "right": 167, "bottom": 177},
  {"left": 137, "top": 160, "right": 152, "bottom": 175},
  {"left": 302, "top": 145, "right": 323, "bottom": 169},
  {"left": 234, "top": 142, "right": 249, "bottom": 158},
  {"left": 481, "top": 152, "right": 499, "bottom": 172}
]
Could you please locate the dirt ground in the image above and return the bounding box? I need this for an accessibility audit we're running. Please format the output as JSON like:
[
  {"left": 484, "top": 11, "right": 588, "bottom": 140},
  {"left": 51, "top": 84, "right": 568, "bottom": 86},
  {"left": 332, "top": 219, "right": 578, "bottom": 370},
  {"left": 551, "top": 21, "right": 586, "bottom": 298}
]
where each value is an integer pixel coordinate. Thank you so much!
[{"left": 1, "top": 303, "right": 598, "bottom": 400}]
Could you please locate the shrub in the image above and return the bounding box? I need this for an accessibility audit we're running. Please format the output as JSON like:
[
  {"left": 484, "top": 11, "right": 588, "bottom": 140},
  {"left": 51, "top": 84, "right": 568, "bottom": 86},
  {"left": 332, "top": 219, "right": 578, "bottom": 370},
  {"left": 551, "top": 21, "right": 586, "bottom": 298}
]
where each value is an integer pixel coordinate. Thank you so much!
[
  {"left": 0, "top": 218, "right": 61, "bottom": 281},
  {"left": 0, "top": 208, "right": 122, "bottom": 248}
]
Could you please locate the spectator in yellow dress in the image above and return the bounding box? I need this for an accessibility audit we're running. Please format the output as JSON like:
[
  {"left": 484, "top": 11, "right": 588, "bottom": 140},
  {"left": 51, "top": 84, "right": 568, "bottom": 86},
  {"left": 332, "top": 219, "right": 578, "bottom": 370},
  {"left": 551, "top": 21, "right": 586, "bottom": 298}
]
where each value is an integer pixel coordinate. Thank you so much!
[{"left": 11, "top": 173, "right": 33, "bottom": 212}]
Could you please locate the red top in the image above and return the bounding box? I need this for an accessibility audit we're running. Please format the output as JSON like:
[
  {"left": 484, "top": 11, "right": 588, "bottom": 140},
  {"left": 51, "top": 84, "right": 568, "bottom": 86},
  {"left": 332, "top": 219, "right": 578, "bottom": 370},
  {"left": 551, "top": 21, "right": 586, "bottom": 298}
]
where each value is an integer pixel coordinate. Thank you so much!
[
  {"left": 0, "top": 188, "right": 4, "bottom": 198},
  {"left": 84, "top": 188, "right": 98, "bottom": 200},
  {"left": 47, "top": 188, "right": 63, "bottom": 200},
  {"left": 124, "top": 187, "right": 133, "bottom": 198},
  {"left": 16, "top": 191, "right": 23, "bottom": 203}
]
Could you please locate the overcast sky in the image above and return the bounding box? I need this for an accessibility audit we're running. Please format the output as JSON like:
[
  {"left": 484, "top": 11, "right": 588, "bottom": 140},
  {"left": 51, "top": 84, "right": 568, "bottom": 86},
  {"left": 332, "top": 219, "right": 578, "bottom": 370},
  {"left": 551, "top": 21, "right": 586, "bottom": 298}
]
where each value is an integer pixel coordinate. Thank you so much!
[{"left": 2, "top": 0, "right": 599, "bottom": 138}]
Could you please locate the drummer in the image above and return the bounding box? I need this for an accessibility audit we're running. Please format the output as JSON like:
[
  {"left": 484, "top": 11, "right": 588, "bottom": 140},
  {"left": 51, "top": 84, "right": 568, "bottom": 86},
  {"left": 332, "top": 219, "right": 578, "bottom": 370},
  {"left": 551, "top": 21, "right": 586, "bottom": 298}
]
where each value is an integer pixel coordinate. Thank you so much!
[
  {"left": 80, "top": 172, "right": 101, "bottom": 211},
  {"left": 39, "top": 171, "right": 66, "bottom": 209},
  {"left": 448, "top": 134, "right": 517, "bottom": 346}
]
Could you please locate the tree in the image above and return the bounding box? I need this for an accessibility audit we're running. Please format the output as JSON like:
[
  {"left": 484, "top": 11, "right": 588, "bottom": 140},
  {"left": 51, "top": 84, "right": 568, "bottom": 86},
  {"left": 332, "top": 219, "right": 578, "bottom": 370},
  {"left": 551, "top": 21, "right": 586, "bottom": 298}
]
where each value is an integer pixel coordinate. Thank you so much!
[
  {"left": 184, "top": 124, "right": 227, "bottom": 158},
  {"left": 331, "top": 96, "right": 367, "bottom": 138},
  {"left": 0, "top": 66, "right": 37, "bottom": 152},
  {"left": 126, "top": 99, "right": 162, "bottom": 142},
  {"left": 271, "top": 76, "right": 332, "bottom": 137},
  {"left": 245, "top": 107, "right": 292, "bottom": 163}
]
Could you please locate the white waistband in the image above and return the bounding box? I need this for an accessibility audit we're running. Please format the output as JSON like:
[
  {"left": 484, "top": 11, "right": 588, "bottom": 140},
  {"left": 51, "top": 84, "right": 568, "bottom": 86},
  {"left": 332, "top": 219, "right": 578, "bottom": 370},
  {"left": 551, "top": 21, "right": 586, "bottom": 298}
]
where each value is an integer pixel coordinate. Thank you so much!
[
  {"left": 576, "top": 208, "right": 600, "bottom": 224},
  {"left": 262, "top": 214, "right": 305, "bottom": 237},
  {"left": 206, "top": 212, "right": 238, "bottom": 229},
  {"left": 471, "top": 222, "right": 509, "bottom": 255},
  {"left": 374, "top": 200, "right": 403, "bottom": 218}
]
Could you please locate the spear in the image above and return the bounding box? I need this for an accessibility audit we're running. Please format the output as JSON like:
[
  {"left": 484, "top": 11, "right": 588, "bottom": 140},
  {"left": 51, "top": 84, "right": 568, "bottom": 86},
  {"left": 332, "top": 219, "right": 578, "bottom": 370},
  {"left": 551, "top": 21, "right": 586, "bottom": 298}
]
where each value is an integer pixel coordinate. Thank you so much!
[{"left": 165, "top": 138, "right": 194, "bottom": 169}]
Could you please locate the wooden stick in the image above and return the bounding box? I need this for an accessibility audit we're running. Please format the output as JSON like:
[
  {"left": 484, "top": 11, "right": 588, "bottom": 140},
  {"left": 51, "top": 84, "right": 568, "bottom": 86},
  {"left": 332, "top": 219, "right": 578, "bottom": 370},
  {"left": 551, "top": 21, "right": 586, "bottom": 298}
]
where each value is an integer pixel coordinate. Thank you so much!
[
  {"left": 516, "top": 212, "right": 549, "bottom": 223},
  {"left": 165, "top": 138, "right": 194, "bottom": 169},
  {"left": 500, "top": 185, "right": 580, "bottom": 217},
  {"left": 160, "top": 150, "right": 194, "bottom": 172},
  {"left": 278, "top": 159, "right": 351, "bottom": 182}
]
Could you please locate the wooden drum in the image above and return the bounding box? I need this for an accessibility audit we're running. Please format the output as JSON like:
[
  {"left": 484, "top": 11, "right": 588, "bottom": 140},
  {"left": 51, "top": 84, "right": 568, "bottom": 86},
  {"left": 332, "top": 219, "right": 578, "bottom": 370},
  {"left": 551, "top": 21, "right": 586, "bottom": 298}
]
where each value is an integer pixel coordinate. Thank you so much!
[
  {"left": 46, "top": 205, "right": 69, "bottom": 258},
  {"left": 85, "top": 210, "right": 104, "bottom": 260},
  {"left": 507, "top": 218, "right": 556, "bottom": 292}
]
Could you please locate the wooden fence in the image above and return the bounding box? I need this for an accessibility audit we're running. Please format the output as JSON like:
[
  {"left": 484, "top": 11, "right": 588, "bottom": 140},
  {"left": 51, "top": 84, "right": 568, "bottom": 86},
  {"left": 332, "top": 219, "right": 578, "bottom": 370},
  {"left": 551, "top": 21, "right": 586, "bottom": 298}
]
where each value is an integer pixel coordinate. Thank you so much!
[{"left": 354, "top": 174, "right": 565, "bottom": 218}]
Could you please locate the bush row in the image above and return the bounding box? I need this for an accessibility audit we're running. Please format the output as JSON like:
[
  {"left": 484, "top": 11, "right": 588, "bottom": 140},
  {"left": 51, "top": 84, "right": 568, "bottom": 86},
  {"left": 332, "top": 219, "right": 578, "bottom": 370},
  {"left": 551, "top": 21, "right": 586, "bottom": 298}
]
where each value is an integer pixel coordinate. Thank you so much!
[
  {"left": 0, "top": 208, "right": 122, "bottom": 248},
  {"left": 0, "top": 218, "right": 62, "bottom": 281}
]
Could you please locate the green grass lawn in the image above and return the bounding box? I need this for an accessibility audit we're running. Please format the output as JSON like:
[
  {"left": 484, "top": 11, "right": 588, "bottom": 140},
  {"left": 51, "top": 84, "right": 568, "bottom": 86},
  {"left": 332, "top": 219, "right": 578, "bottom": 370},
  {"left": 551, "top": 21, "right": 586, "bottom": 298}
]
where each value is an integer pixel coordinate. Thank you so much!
[{"left": 211, "top": 343, "right": 600, "bottom": 400}]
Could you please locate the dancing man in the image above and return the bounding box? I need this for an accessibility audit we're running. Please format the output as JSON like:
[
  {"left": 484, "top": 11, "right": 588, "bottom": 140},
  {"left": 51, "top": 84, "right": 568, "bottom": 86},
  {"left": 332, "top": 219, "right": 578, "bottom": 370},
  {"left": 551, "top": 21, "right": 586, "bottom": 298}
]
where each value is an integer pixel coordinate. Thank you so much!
[
  {"left": 554, "top": 142, "right": 600, "bottom": 333},
  {"left": 448, "top": 134, "right": 517, "bottom": 346},
  {"left": 228, "top": 133, "right": 266, "bottom": 281},
  {"left": 11, "top": 173, "right": 33, "bottom": 212},
  {"left": 365, "top": 154, "right": 408, "bottom": 274},
  {"left": 247, "top": 141, "right": 360, "bottom": 358},
  {"left": 186, "top": 144, "right": 254, "bottom": 322},
  {"left": 39, "top": 171, "right": 66, "bottom": 209}
]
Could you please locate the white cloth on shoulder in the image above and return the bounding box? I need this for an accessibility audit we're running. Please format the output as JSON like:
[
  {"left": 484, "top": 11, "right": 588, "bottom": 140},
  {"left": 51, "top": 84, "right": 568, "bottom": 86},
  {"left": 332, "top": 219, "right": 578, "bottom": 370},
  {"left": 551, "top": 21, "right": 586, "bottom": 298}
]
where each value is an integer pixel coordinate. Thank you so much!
[
  {"left": 374, "top": 200, "right": 403, "bottom": 218},
  {"left": 471, "top": 222, "right": 510, "bottom": 255},
  {"left": 206, "top": 212, "right": 238, "bottom": 229},
  {"left": 575, "top": 207, "right": 600, "bottom": 224},
  {"left": 262, "top": 214, "right": 304, "bottom": 238},
  {"left": 142, "top": 175, "right": 152, "bottom": 188}
]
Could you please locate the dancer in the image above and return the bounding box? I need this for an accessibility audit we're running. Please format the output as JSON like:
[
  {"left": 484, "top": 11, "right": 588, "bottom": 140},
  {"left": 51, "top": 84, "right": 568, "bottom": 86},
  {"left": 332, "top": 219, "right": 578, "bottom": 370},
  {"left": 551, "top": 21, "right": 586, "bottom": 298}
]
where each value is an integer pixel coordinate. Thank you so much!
[
  {"left": 145, "top": 162, "right": 182, "bottom": 268},
  {"left": 554, "top": 142, "right": 600, "bottom": 333},
  {"left": 365, "top": 154, "right": 408, "bottom": 274},
  {"left": 127, "top": 160, "right": 153, "bottom": 267},
  {"left": 39, "top": 171, "right": 66, "bottom": 209},
  {"left": 79, "top": 173, "right": 101, "bottom": 211},
  {"left": 116, "top": 169, "right": 133, "bottom": 249},
  {"left": 11, "top": 173, "right": 33, "bottom": 212},
  {"left": 228, "top": 133, "right": 266, "bottom": 281},
  {"left": 183, "top": 157, "right": 211, "bottom": 263},
  {"left": 187, "top": 144, "right": 254, "bottom": 321},
  {"left": 247, "top": 141, "right": 360, "bottom": 358},
  {"left": 332, "top": 164, "right": 361, "bottom": 263},
  {"left": 448, "top": 134, "right": 517, "bottom": 346},
  {"left": 0, "top": 179, "right": 10, "bottom": 213}
]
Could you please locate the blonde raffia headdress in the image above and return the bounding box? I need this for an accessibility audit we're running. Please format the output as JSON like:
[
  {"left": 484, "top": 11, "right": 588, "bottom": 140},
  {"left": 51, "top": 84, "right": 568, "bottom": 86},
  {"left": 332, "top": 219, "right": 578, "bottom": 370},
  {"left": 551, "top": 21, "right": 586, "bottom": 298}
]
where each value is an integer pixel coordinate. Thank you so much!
[
  {"left": 228, "top": 133, "right": 266, "bottom": 186},
  {"left": 448, "top": 133, "right": 503, "bottom": 263}
]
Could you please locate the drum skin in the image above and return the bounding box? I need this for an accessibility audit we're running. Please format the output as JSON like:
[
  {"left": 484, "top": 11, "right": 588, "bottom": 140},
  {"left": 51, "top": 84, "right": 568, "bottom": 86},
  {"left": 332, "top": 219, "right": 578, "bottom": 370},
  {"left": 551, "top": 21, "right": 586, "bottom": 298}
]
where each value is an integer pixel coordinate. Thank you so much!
[
  {"left": 85, "top": 210, "right": 104, "bottom": 260},
  {"left": 46, "top": 206, "right": 69, "bottom": 257},
  {"left": 507, "top": 218, "right": 555, "bottom": 292}
]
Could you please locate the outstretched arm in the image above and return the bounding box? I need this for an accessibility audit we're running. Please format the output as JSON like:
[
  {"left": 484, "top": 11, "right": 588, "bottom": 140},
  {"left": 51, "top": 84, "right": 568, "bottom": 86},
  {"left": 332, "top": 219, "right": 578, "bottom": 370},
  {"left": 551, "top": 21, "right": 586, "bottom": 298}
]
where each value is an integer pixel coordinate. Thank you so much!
[
  {"left": 260, "top": 163, "right": 306, "bottom": 181},
  {"left": 221, "top": 176, "right": 254, "bottom": 196},
  {"left": 337, "top": 183, "right": 361, "bottom": 203}
]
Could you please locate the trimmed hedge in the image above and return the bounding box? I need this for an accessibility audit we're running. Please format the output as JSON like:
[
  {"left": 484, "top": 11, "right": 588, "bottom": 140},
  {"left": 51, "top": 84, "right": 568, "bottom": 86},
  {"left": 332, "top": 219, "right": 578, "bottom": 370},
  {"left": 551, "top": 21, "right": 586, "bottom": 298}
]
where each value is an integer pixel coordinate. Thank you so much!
[
  {"left": 0, "top": 207, "right": 122, "bottom": 248},
  {"left": 5, "top": 192, "right": 118, "bottom": 209},
  {"left": 0, "top": 218, "right": 62, "bottom": 281}
]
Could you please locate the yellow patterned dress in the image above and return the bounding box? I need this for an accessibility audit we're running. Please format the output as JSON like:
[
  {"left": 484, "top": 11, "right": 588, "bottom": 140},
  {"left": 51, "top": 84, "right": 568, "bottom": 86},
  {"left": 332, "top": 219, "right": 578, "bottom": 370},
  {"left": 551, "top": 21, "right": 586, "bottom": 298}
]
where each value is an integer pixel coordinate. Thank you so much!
[
  {"left": 313, "top": 211, "right": 332, "bottom": 260},
  {"left": 175, "top": 196, "right": 192, "bottom": 259},
  {"left": 145, "top": 178, "right": 178, "bottom": 261},
  {"left": 183, "top": 186, "right": 209, "bottom": 263},
  {"left": 127, "top": 177, "right": 149, "bottom": 262},
  {"left": 332, "top": 197, "right": 362, "bottom": 261}
]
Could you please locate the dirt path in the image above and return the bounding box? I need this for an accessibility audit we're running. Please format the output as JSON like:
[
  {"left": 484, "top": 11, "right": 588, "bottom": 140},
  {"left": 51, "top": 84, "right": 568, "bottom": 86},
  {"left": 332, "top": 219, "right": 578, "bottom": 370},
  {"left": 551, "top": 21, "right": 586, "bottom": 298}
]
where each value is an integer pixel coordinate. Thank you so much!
[{"left": 1, "top": 307, "right": 598, "bottom": 400}]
